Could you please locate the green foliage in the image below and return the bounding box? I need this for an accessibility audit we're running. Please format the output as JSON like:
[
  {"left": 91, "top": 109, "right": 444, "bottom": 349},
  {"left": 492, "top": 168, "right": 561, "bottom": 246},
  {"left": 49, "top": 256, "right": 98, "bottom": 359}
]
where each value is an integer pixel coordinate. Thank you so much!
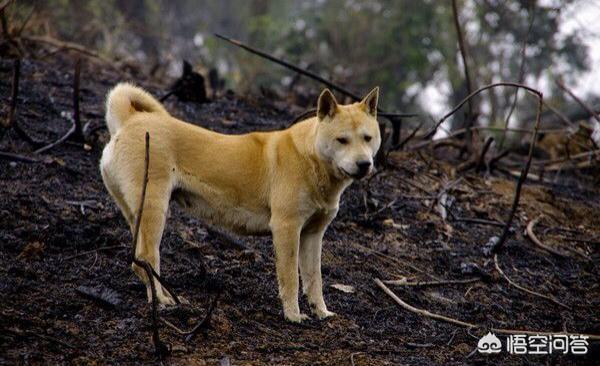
[{"left": 13, "top": 0, "right": 590, "bottom": 122}]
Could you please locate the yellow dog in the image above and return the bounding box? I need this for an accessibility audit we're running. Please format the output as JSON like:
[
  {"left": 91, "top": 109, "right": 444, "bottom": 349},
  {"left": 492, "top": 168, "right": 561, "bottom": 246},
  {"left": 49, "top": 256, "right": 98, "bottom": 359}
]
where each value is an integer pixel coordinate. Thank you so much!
[{"left": 100, "top": 84, "right": 381, "bottom": 322}]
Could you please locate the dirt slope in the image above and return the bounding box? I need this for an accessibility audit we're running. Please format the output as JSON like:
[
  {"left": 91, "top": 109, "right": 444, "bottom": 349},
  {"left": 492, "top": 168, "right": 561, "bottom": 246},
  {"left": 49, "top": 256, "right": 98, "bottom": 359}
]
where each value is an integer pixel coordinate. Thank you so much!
[{"left": 0, "top": 56, "right": 598, "bottom": 365}]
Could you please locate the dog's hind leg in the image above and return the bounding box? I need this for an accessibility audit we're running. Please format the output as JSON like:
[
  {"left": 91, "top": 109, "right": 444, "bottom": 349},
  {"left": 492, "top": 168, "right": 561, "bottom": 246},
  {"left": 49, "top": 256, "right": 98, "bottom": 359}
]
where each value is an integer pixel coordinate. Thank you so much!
[{"left": 127, "top": 180, "right": 176, "bottom": 305}]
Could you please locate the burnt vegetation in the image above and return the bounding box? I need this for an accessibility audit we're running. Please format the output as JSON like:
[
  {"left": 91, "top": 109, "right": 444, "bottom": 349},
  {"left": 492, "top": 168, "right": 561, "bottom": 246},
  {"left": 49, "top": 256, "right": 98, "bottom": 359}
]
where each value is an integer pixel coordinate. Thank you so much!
[{"left": 1, "top": 1, "right": 599, "bottom": 365}]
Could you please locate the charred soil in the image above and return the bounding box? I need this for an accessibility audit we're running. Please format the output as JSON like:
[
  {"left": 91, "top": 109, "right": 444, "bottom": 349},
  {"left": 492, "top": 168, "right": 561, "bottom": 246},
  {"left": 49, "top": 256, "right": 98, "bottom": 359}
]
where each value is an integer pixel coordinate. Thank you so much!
[{"left": 1, "top": 56, "right": 599, "bottom": 365}]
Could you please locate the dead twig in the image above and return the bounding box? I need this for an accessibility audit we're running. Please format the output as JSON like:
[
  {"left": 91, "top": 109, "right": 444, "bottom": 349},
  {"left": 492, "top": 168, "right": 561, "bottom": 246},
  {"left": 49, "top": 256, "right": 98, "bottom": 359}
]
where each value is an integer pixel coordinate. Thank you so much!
[
  {"left": 555, "top": 79, "right": 600, "bottom": 124},
  {"left": 0, "top": 150, "right": 39, "bottom": 163},
  {"left": 383, "top": 278, "right": 479, "bottom": 286},
  {"left": 160, "top": 291, "right": 220, "bottom": 342},
  {"left": 493, "top": 254, "right": 569, "bottom": 309},
  {"left": 130, "top": 132, "right": 169, "bottom": 357},
  {"left": 525, "top": 216, "right": 590, "bottom": 261},
  {"left": 33, "top": 118, "right": 76, "bottom": 154},
  {"left": 375, "top": 278, "right": 600, "bottom": 339},
  {"left": 453, "top": 217, "right": 504, "bottom": 227},
  {"left": 421, "top": 82, "right": 544, "bottom": 144},
  {"left": 2, "top": 59, "right": 42, "bottom": 147},
  {"left": 492, "top": 86, "right": 543, "bottom": 255}
]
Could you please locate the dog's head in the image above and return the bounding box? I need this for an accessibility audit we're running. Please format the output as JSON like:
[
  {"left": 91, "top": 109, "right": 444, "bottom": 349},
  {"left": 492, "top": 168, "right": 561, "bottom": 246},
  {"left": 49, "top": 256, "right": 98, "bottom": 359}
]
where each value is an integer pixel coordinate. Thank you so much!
[{"left": 314, "top": 87, "right": 381, "bottom": 180}]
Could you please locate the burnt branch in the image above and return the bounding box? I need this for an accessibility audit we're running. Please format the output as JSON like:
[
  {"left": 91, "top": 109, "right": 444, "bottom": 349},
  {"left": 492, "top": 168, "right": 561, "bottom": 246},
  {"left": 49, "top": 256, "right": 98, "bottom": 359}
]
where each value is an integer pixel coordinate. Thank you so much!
[
  {"left": 494, "top": 254, "right": 570, "bottom": 309},
  {"left": 71, "top": 58, "right": 85, "bottom": 142},
  {"left": 492, "top": 87, "right": 543, "bottom": 254},
  {"left": 0, "top": 150, "right": 39, "bottom": 163},
  {"left": 422, "top": 82, "right": 543, "bottom": 141},
  {"left": 375, "top": 278, "right": 600, "bottom": 339},
  {"left": 129, "top": 132, "right": 169, "bottom": 357},
  {"left": 555, "top": 78, "right": 600, "bottom": 125},
  {"left": 34, "top": 119, "right": 76, "bottom": 154},
  {"left": 214, "top": 33, "right": 417, "bottom": 120},
  {"left": 3, "top": 59, "right": 42, "bottom": 147}
]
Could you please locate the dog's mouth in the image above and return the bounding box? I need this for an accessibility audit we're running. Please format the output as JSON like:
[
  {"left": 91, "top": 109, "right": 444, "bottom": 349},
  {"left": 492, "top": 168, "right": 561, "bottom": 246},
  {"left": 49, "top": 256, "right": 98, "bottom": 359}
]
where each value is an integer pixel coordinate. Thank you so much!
[{"left": 340, "top": 167, "right": 367, "bottom": 180}]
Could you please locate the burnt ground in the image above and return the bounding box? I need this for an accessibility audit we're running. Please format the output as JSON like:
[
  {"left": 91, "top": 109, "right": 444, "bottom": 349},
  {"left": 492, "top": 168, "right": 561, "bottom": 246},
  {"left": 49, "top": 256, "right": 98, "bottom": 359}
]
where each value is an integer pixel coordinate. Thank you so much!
[{"left": 0, "top": 56, "right": 599, "bottom": 365}]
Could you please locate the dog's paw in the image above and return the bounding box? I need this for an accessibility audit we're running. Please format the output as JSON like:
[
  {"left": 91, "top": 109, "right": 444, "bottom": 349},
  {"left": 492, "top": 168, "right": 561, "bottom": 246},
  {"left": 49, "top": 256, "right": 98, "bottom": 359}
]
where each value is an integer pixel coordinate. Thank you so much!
[
  {"left": 314, "top": 308, "right": 336, "bottom": 320},
  {"left": 285, "top": 312, "right": 310, "bottom": 323}
]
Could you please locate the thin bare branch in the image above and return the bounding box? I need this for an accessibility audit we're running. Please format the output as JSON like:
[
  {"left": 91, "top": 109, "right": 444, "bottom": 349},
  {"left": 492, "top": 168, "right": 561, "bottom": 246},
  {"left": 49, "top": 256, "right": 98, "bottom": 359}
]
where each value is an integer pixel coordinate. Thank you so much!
[
  {"left": 491, "top": 85, "right": 543, "bottom": 254},
  {"left": 214, "top": 33, "right": 417, "bottom": 119},
  {"left": 375, "top": 278, "right": 600, "bottom": 339},
  {"left": 525, "top": 216, "right": 590, "bottom": 261},
  {"left": 494, "top": 254, "right": 569, "bottom": 309},
  {"left": 555, "top": 79, "right": 600, "bottom": 124},
  {"left": 130, "top": 132, "right": 168, "bottom": 357}
]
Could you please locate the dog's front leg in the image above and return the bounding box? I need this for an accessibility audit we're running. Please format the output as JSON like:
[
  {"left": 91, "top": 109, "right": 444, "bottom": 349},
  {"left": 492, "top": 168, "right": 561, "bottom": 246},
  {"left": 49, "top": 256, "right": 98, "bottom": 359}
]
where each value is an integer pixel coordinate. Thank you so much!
[
  {"left": 271, "top": 219, "right": 307, "bottom": 323},
  {"left": 300, "top": 216, "right": 335, "bottom": 319}
]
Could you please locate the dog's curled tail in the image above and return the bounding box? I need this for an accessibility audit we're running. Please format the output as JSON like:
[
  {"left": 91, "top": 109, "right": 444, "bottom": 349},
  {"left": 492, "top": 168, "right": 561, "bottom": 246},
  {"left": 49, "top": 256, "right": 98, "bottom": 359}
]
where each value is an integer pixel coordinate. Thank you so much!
[{"left": 105, "top": 83, "right": 168, "bottom": 136}]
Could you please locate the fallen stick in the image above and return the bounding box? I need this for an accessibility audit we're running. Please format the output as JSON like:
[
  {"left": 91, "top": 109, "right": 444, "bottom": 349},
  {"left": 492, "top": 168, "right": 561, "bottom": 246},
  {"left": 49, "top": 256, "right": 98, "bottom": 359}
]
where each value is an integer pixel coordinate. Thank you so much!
[
  {"left": 452, "top": 217, "right": 505, "bottom": 227},
  {"left": 493, "top": 254, "right": 569, "bottom": 309},
  {"left": 33, "top": 118, "right": 76, "bottom": 154},
  {"left": 160, "top": 291, "right": 220, "bottom": 342},
  {"left": 383, "top": 278, "right": 479, "bottom": 286},
  {"left": 526, "top": 216, "right": 590, "bottom": 261},
  {"left": 0, "top": 150, "right": 39, "bottom": 163},
  {"left": 526, "top": 216, "right": 571, "bottom": 258},
  {"left": 375, "top": 278, "right": 600, "bottom": 340}
]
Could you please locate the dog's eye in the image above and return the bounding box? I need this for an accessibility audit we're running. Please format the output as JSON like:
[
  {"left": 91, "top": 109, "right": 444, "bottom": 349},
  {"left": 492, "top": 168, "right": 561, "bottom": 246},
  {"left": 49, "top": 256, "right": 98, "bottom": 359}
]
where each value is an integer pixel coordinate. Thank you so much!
[
  {"left": 364, "top": 135, "right": 372, "bottom": 142},
  {"left": 336, "top": 137, "right": 348, "bottom": 145}
]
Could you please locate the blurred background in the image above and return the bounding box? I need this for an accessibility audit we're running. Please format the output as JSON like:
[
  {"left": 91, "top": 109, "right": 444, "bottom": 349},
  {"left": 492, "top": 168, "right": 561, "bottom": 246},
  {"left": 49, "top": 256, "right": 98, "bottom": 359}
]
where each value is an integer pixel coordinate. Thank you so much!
[{"left": 6, "top": 0, "right": 600, "bottom": 140}]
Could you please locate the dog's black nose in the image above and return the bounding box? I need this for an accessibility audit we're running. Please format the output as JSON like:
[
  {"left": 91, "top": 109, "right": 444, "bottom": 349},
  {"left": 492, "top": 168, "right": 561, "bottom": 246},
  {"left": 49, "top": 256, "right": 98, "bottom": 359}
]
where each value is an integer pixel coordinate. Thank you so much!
[{"left": 356, "top": 161, "right": 371, "bottom": 176}]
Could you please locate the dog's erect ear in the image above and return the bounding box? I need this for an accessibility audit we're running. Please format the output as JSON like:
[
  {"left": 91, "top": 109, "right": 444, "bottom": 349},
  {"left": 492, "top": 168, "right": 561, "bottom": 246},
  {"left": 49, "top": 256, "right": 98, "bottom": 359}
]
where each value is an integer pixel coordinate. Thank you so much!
[
  {"left": 317, "top": 89, "right": 338, "bottom": 120},
  {"left": 361, "top": 87, "right": 379, "bottom": 117}
]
